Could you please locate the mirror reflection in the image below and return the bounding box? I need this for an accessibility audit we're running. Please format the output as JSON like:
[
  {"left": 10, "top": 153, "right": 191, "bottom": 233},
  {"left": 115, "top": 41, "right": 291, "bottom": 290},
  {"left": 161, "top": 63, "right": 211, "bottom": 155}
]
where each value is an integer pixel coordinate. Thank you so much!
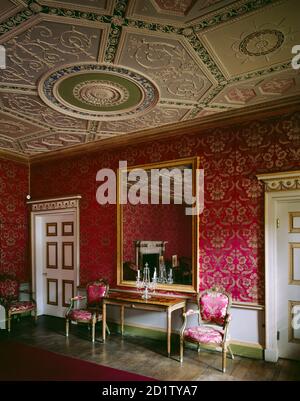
[
  {"left": 117, "top": 157, "right": 199, "bottom": 293},
  {"left": 123, "top": 207, "right": 192, "bottom": 285}
]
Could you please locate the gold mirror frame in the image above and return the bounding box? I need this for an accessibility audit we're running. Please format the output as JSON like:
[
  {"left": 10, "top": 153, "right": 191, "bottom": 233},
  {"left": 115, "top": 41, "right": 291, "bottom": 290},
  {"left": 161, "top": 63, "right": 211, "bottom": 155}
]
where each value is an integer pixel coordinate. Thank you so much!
[{"left": 117, "top": 156, "right": 199, "bottom": 293}]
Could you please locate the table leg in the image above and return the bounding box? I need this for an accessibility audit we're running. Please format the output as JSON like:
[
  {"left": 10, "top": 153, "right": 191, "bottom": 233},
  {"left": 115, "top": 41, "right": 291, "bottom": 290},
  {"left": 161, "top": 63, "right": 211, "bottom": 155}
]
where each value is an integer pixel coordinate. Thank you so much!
[
  {"left": 167, "top": 308, "right": 171, "bottom": 357},
  {"left": 102, "top": 302, "right": 106, "bottom": 342},
  {"left": 120, "top": 305, "right": 125, "bottom": 335}
]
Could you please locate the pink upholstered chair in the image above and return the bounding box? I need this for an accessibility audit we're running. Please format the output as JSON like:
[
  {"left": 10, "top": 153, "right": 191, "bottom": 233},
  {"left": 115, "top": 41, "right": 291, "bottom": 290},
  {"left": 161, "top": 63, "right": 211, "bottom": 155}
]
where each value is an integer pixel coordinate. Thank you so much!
[
  {"left": 180, "top": 286, "right": 234, "bottom": 372},
  {"left": 65, "top": 279, "right": 110, "bottom": 342},
  {"left": 0, "top": 275, "right": 37, "bottom": 332}
]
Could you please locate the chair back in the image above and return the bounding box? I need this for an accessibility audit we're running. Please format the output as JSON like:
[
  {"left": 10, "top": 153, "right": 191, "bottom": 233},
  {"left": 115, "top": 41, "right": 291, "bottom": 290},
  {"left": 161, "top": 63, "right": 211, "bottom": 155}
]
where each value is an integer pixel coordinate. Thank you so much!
[
  {"left": 0, "top": 275, "right": 19, "bottom": 303},
  {"left": 198, "top": 287, "right": 231, "bottom": 326},
  {"left": 86, "top": 279, "right": 109, "bottom": 307}
]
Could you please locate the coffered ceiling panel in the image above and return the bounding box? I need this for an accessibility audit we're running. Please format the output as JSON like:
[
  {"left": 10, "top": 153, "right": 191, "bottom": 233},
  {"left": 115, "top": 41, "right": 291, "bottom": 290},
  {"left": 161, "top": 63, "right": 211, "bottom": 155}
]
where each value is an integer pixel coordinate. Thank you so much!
[
  {"left": 0, "top": 0, "right": 299, "bottom": 159},
  {"left": 0, "top": 136, "right": 16, "bottom": 152},
  {"left": 212, "top": 69, "right": 300, "bottom": 107},
  {"left": 126, "top": 0, "right": 236, "bottom": 26},
  {"left": 0, "top": 91, "right": 87, "bottom": 130},
  {"left": 0, "top": 110, "right": 46, "bottom": 138},
  {"left": 99, "top": 105, "right": 191, "bottom": 133},
  {"left": 20, "top": 131, "right": 88, "bottom": 154},
  {"left": 115, "top": 27, "right": 215, "bottom": 103},
  {"left": 198, "top": 0, "right": 300, "bottom": 79},
  {"left": 1, "top": 18, "right": 108, "bottom": 86}
]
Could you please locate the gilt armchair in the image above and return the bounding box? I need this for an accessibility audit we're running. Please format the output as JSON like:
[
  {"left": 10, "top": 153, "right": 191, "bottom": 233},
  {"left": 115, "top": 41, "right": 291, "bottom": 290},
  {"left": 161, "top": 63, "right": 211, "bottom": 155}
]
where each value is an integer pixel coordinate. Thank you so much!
[
  {"left": 65, "top": 278, "right": 110, "bottom": 342},
  {"left": 180, "top": 286, "right": 234, "bottom": 373},
  {"left": 0, "top": 274, "right": 37, "bottom": 332}
]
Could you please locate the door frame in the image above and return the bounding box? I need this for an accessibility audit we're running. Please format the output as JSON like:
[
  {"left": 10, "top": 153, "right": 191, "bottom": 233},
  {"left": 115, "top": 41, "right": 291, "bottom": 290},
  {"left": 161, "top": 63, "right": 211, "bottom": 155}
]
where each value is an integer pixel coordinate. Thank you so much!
[
  {"left": 257, "top": 171, "right": 300, "bottom": 362},
  {"left": 28, "top": 196, "right": 81, "bottom": 316}
]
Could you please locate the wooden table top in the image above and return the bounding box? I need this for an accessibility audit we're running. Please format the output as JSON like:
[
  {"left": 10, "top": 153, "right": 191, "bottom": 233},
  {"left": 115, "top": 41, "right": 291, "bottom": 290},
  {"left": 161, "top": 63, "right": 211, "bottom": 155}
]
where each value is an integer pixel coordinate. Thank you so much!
[{"left": 104, "top": 291, "right": 186, "bottom": 307}]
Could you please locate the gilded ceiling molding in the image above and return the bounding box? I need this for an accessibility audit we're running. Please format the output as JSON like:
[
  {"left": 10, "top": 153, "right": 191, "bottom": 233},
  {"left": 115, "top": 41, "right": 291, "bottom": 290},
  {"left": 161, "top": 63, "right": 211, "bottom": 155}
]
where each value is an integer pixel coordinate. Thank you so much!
[
  {"left": 0, "top": 84, "right": 37, "bottom": 94},
  {"left": 227, "top": 61, "right": 291, "bottom": 85},
  {"left": 38, "top": 0, "right": 115, "bottom": 15},
  {"left": 257, "top": 171, "right": 300, "bottom": 192},
  {"left": 185, "top": 31, "right": 225, "bottom": 82},
  {"left": 0, "top": 0, "right": 41, "bottom": 38},
  {"left": 190, "top": 0, "right": 274, "bottom": 30},
  {"left": 0, "top": 1, "right": 24, "bottom": 24}
]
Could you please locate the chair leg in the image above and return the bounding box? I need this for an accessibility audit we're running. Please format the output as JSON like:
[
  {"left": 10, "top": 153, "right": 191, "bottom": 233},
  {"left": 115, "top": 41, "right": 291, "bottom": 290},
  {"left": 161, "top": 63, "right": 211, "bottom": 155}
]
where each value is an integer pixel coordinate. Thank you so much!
[
  {"left": 228, "top": 345, "right": 234, "bottom": 360},
  {"left": 7, "top": 312, "right": 11, "bottom": 333},
  {"left": 106, "top": 323, "right": 110, "bottom": 335},
  {"left": 197, "top": 344, "right": 201, "bottom": 353},
  {"left": 34, "top": 309, "right": 38, "bottom": 323},
  {"left": 180, "top": 337, "right": 184, "bottom": 363},
  {"left": 222, "top": 346, "right": 227, "bottom": 373},
  {"left": 91, "top": 317, "right": 96, "bottom": 343},
  {"left": 66, "top": 319, "right": 69, "bottom": 337}
]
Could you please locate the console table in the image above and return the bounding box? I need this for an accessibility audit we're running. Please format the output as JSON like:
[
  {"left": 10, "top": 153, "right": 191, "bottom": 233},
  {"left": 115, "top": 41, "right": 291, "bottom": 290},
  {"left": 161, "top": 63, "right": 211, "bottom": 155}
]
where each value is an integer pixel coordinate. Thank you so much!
[{"left": 102, "top": 292, "right": 186, "bottom": 357}]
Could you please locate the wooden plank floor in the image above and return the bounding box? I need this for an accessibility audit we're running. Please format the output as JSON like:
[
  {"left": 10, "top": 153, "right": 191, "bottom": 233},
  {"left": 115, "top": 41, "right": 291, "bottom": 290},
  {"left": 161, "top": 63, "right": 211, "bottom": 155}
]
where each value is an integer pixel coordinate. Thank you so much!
[{"left": 1, "top": 316, "right": 299, "bottom": 381}]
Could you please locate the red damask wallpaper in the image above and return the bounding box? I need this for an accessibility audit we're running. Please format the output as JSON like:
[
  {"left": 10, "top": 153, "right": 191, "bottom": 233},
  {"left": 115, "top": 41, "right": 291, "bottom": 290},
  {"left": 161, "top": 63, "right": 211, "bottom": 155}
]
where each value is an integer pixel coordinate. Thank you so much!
[
  {"left": 30, "top": 111, "right": 300, "bottom": 304},
  {"left": 0, "top": 159, "right": 28, "bottom": 281}
]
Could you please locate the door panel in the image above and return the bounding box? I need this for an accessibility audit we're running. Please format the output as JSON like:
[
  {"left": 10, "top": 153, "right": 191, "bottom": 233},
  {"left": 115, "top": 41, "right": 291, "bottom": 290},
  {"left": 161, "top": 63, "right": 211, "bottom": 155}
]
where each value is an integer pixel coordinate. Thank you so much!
[
  {"left": 47, "top": 278, "right": 58, "bottom": 306},
  {"left": 46, "top": 242, "right": 58, "bottom": 269},
  {"left": 277, "top": 201, "right": 300, "bottom": 360},
  {"left": 62, "top": 280, "right": 74, "bottom": 307},
  {"left": 62, "top": 242, "right": 74, "bottom": 270},
  {"left": 289, "top": 243, "right": 300, "bottom": 284}
]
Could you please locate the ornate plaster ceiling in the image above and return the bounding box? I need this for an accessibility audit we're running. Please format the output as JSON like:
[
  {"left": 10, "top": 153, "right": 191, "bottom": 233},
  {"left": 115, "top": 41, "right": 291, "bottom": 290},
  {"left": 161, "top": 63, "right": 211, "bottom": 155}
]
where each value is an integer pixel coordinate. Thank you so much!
[{"left": 0, "top": 0, "right": 299, "bottom": 158}]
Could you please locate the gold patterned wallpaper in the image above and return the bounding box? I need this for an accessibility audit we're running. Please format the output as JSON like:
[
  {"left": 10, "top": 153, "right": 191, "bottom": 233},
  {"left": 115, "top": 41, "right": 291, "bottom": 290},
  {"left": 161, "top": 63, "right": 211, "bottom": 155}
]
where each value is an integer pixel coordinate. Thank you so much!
[{"left": 0, "top": 0, "right": 299, "bottom": 158}]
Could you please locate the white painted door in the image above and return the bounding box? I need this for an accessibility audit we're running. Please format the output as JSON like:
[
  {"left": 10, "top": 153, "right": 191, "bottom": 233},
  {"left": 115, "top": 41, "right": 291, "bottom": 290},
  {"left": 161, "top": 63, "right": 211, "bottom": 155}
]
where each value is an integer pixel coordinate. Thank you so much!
[
  {"left": 41, "top": 213, "right": 77, "bottom": 317},
  {"left": 277, "top": 201, "right": 300, "bottom": 360}
]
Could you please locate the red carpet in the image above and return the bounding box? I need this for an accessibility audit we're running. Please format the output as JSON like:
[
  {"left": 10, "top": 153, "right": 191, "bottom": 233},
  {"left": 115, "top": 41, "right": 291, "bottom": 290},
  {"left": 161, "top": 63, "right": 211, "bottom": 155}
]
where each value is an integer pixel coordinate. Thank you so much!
[{"left": 0, "top": 340, "right": 155, "bottom": 381}]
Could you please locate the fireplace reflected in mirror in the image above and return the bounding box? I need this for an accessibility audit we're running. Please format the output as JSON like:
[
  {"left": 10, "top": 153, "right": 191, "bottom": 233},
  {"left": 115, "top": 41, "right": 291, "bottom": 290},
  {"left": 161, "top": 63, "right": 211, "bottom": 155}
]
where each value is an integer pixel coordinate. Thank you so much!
[{"left": 117, "top": 157, "right": 199, "bottom": 293}]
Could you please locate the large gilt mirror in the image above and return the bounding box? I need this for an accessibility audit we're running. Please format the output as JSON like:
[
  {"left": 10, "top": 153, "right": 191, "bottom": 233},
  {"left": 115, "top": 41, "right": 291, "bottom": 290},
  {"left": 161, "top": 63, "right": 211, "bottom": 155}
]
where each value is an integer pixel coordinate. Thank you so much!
[{"left": 117, "top": 157, "right": 199, "bottom": 293}]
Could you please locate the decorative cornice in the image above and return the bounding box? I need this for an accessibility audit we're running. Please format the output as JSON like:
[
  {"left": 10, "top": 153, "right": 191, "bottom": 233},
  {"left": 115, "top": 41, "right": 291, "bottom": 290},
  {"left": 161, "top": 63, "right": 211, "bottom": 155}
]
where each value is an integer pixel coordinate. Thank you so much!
[
  {"left": 0, "top": 149, "right": 29, "bottom": 164},
  {"left": 29, "top": 95, "right": 300, "bottom": 165},
  {"left": 191, "top": 0, "right": 274, "bottom": 31},
  {"left": 27, "top": 195, "right": 81, "bottom": 211},
  {"left": 257, "top": 171, "right": 300, "bottom": 192}
]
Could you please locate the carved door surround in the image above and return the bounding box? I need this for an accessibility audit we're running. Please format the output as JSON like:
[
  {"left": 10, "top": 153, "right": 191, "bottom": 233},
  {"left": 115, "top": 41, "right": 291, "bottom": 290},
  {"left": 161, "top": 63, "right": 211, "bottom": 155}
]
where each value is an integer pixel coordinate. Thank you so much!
[
  {"left": 28, "top": 196, "right": 81, "bottom": 317},
  {"left": 257, "top": 171, "right": 300, "bottom": 362}
]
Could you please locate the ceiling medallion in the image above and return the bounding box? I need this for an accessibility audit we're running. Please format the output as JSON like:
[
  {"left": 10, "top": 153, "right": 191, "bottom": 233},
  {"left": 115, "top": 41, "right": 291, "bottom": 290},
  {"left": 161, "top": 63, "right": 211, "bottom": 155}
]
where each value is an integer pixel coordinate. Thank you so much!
[
  {"left": 239, "top": 29, "right": 284, "bottom": 57},
  {"left": 38, "top": 63, "right": 160, "bottom": 121},
  {"left": 73, "top": 80, "right": 130, "bottom": 107}
]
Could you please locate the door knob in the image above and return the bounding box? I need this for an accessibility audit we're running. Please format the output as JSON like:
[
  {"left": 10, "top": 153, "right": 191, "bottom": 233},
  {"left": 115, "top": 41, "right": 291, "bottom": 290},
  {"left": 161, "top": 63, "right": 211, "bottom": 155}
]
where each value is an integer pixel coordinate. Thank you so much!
[{"left": 42, "top": 272, "right": 47, "bottom": 276}]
